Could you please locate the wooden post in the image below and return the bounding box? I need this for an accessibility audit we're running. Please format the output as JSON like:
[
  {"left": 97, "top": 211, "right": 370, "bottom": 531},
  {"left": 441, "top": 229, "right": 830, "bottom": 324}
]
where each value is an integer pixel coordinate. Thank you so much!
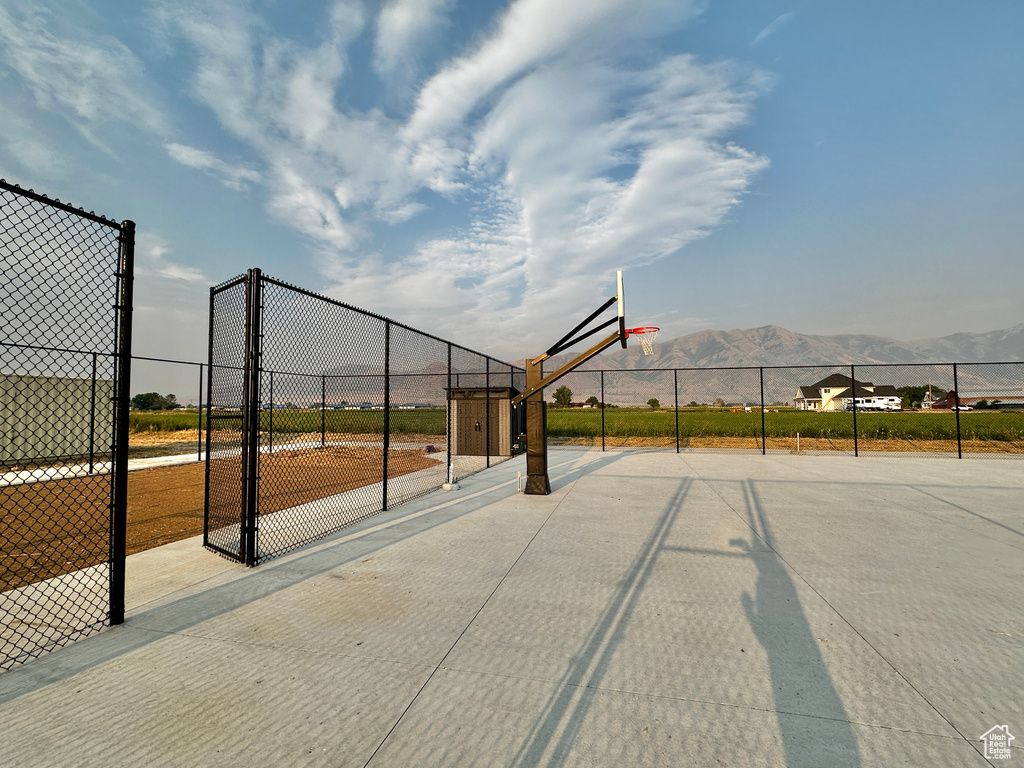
[
  {"left": 512, "top": 328, "right": 623, "bottom": 496},
  {"left": 524, "top": 357, "right": 550, "bottom": 494}
]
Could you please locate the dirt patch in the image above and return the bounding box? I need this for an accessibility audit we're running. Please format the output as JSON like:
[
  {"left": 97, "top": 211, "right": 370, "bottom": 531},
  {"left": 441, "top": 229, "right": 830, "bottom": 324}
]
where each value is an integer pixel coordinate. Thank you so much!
[
  {"left": 129, "top": 429, "right": 202, "bottom": 447},
  {"left": 2, "top": 446, "right": 440, "bottom": 590},
  {"left": 123, "top": 430, "right": 447, "bottom": 462},
  {"left": 127, "top": 430, "right": 446, "bottom": 447},
  {"left": 256, "top": 445, "right": 440, "bottom": 515}
]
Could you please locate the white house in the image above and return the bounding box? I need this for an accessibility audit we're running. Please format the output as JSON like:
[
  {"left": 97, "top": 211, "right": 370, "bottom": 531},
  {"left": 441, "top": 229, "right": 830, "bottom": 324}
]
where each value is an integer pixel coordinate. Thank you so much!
[{"left": 794, "top": 374, "right": 900, "bottom": 412}]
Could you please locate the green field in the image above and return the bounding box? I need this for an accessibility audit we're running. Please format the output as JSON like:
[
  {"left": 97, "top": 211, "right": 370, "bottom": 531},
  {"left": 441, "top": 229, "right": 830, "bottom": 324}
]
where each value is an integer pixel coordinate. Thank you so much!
[
  {"left": 130, "top": 406, "right": 1024, "bottom": 443},
  {"left": 547, "top": 408, "right": 1024, "bottom": 442}
]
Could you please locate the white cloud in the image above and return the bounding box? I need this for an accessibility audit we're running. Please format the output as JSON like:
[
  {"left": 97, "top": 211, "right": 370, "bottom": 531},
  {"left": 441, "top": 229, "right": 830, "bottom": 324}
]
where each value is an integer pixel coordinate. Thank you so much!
[
  {"left": 0, "top": 2, "right": 166, "bottom": 151},
  {"left": 371, "top": 51, "right": 767, "bottom": 353},
  {"left": 131, "top": 234, "right": 211, "bottom": 363},
  {"left": 753, "top": 11, "right": 795, "bottom": 45},
  {"left": 404, "top": 0, "right": 701, "bottom": 143},
  {"left": 137, "top": 232, "right": 208, "bottom": 283},
  {"left": 165, "top": 142, "right": 261, "bottom": 190},
  {"left": 156, "top": 0, "right": 391, "bottom": 246},
  {"left": 0, "top": 103, "right": 64, "bottom": 178},
  {"left": 373, "top": 0, "right": 456, "bottom": 83},
  {"left": 153, "top": 0, "right": 767, "bottom": 357}
]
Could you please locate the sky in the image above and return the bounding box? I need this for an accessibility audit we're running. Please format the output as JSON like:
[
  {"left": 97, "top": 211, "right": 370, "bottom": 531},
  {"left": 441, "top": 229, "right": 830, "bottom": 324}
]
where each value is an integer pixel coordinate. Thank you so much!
[{"left": 1, "top": 0, "right": 1022, "bottom": 397}]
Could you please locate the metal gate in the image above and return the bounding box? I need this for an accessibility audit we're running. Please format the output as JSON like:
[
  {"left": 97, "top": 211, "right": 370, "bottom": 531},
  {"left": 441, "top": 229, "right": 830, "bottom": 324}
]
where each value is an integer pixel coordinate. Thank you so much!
[
  {"left": 1, "top": 179, "right": 134, "bottom": 670},
  {"left": 203, "top": 270, "right": 524, "bottom": 566}
]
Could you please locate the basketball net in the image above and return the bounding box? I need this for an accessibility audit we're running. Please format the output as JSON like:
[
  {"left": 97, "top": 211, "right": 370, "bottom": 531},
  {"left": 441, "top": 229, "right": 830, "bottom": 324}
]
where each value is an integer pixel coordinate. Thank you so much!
[{"left": 628, "top": 327, "right": 659, "bottom": 356}]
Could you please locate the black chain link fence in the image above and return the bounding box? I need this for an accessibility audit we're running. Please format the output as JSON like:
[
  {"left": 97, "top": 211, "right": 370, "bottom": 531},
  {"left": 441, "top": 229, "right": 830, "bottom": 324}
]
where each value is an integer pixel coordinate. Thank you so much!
[
  {"left": 544, "top": 363, "right": 1024, "bottom": 458},
  {"left": 1, "top": 179, "right": 134, "bottom": 671},
  {"left": 205, "top": 270, "right": 525, "bottom": 565}
]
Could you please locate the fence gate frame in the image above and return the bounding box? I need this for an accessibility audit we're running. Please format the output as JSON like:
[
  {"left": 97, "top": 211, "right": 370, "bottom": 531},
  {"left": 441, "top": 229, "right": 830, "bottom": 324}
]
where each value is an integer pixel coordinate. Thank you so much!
[
  {"left": 203, "top": 269, "right": 524, "bottom": 567},
  {"left": 1, "top": 178, "right": 134, "bottom": 670}
]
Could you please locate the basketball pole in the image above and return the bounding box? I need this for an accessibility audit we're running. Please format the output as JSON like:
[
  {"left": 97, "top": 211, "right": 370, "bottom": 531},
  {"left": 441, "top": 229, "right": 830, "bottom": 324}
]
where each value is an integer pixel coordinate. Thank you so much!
[
  {"left": 523, "top": 356, "right": 550, "bottom": 494},
  {"left": 514, "top": 328, "right": 623, "bottom": 495}
]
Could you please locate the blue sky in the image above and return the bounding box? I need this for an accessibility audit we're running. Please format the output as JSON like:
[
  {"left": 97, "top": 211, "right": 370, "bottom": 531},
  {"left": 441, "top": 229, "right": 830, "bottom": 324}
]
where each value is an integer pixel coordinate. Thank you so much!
[{"left": 2, "top": 0, "right": 1022, "bottom": 383}]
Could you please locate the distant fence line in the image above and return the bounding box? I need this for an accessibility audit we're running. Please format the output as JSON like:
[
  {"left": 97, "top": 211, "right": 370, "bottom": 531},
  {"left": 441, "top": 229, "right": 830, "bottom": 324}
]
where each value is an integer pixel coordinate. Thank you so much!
[
  {"left": 123, "top": 355, "right": 1024, "bottom": 461},
  {"left": 545, "top": 362, "right": 1024, "bottom": 457}
]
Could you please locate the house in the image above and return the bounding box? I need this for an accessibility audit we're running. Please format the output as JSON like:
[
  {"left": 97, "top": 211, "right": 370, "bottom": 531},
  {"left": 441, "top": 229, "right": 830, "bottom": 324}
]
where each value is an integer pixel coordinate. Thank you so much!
[
  {"left": 794, "top": 374, "right": 900, "bottom": 411},
  {"left": 926, "top": 390, "right": 976, "bottom": 410}
]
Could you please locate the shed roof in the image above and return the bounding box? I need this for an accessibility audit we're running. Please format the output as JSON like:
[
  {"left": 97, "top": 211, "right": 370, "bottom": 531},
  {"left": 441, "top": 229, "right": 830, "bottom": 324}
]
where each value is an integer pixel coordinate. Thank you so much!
[{"left": 447, "top": 386, "right": 520, "bottom": 399}]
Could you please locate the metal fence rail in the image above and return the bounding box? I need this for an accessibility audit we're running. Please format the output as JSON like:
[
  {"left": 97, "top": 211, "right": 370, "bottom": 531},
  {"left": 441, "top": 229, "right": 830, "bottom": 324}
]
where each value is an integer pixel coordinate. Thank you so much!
[
  {"left": 205, "top": 270, "right": 525, "bottom": 566},
  {"left": 1, "top": 179, "right": 134, "bottom": 671},
  {"left": 546, "top": 363, "right": 1024, "bottom": 457}
]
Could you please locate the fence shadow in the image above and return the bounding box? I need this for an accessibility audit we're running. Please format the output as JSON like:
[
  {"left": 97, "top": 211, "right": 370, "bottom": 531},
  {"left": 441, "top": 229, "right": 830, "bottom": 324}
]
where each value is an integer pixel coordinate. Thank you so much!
[{"left": 507, "top": 477, "right": 692, "bottom": 768}]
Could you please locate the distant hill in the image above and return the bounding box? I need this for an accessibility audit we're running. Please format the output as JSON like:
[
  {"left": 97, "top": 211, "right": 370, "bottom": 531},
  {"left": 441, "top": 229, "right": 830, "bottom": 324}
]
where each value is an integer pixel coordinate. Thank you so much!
[
  {"left": 511, "top": 324, "right": 1024, "bottom": 406},
  {"left": 522, "top": 323, "right": 1024, "bottom": 371}
]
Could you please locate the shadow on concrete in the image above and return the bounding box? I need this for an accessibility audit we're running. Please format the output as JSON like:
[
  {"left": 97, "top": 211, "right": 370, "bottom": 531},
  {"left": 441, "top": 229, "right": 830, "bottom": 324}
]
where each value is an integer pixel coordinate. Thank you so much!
[
  {"left": 683, "top": 471, "right": 1023, "bottom": 543},
  {"left": 547, "top": 449, "right": 626, "bottom": 493},
  {"left": 909, "top": 484, "right": 1024, "bottom": 539},
  {"left": 0, "top": 451, "right": 626, "bottom": 703},
  {"left": 731, "top": 479, "right": 861, "bottom": 767},
  {"left": 507, "top": 477, "right": 692, "bottom": 768}
]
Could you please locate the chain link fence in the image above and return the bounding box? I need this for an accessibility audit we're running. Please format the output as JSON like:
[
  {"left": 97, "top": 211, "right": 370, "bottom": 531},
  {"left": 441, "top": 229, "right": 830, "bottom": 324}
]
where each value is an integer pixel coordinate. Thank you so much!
[
  {"left": 1, "top": 179, "right": 134, "bottom": 671},
  {"left": 544, "top": 363, "right": 1024, "bottom": 458},
  {"left": 205, "top": 270, "right": 525, "bottom": 565}
]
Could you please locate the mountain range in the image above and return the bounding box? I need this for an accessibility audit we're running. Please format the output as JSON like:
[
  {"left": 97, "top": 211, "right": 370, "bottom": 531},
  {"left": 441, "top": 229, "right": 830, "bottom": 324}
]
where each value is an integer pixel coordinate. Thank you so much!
[{"left": 529, "top": 323, "right": 1024, "bottom": 371}]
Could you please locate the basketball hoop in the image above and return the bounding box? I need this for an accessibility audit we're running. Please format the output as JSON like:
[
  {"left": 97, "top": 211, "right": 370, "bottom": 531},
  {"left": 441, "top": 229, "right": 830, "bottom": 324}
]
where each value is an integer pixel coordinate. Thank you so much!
[{"left": 626, "top": 326, "right": 659, "bottom": 356}]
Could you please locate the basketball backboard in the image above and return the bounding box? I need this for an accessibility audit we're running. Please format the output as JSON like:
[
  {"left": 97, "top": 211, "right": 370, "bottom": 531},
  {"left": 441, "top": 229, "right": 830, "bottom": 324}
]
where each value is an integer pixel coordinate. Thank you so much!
[{"left": 617, "top": 270, "right": 626, "bottom": 348}]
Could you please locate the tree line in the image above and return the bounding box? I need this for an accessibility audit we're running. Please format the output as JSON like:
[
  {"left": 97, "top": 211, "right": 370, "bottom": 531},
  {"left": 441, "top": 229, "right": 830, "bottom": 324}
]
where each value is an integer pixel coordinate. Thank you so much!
[{"left": 131, "top": 392, "right": 181, "bottom": 410}]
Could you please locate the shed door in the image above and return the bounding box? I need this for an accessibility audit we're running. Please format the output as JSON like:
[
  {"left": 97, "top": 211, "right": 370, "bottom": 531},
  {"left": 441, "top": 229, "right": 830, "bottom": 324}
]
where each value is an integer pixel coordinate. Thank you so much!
[{"left": 457, "top": 400, "right": 487, "bottom": 455}]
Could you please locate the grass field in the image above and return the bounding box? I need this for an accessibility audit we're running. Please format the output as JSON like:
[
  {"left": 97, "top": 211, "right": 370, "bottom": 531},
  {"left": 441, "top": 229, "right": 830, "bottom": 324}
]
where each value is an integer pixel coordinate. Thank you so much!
[
  {"left": 131, "top": 406, "right": 1024, "bottom": 443},
  {"left": 549, "top": 407, "right": 1024, "bottom": 442}
]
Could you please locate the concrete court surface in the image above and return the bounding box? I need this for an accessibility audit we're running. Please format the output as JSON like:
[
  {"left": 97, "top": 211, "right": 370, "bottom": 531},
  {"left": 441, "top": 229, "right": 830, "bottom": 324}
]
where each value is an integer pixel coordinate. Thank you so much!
[{"left": 1, "top": 449, "right": 1021, "bottom": 767}]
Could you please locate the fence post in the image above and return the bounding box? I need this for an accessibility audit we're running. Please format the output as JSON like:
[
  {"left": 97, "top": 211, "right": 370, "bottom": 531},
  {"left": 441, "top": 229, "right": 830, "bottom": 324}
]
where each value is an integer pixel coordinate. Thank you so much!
[
  {"left": 203, "top": 287, "right": 215, "bottom": 550},
  {"left": 600, "top": 370, "right": 606, "bottom": 452},
  {"left": 446, "top": 343, "right": 453, "bottom": 483},
  {"left": 486, "top": 358, "right": 491, "bottom": 469},
  {"left": 109, "top": 219, "right": 134, "bottom": 626},
  {"left": 321, "top": 375, "right": 326, "bottom": 447},
  {"left": 760, "top": 367, "right": 766, "bottom": 455},
  {"left": 89, "top": 352, "right": 97, "bottom": 474},
  {"left": 953, "top": 363, "right": 962, "bottom": 459},
  {"left": 241, "top": 268, "right": 262, "bottom": 567},
  {"left": 197, "top": 363, "right": 204, "bottom": 462},
  {"left": 674, "top": 368, "right": 680, "bottom": 454},
  {"left": 851, "top": 364, "right": 858, "bottom": 457},
  {"left": 383, "top": 321, "right": 390, "bottom": 510}
]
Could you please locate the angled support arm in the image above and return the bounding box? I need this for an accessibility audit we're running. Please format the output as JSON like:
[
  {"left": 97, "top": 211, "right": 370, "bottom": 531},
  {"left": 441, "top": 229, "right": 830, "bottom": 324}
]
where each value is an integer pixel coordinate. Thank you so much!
[
  {"left": 533, "top": 296, "right": 617, "bottom": 365},
  {"left": 511, "top": 330, "right": 621, "bottom": 406}
]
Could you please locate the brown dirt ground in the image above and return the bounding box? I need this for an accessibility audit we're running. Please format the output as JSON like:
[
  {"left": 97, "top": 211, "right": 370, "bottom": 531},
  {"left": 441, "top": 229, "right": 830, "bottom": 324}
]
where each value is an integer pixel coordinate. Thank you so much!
[
  {"left": 128, "top": 430, "right": 447, "bottom": 447},
  {"left": 125, "top": 430, "right": 447, "bottom": 460},
  {"left": 2, "top": 445, "right": 439, "bottom": 590}
]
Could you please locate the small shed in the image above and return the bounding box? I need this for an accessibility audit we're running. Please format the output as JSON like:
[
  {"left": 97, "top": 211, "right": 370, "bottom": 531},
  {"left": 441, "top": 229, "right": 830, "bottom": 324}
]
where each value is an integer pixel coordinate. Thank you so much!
[{"left": 448, "top": 386, "right": 521, "bottom": 456}]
